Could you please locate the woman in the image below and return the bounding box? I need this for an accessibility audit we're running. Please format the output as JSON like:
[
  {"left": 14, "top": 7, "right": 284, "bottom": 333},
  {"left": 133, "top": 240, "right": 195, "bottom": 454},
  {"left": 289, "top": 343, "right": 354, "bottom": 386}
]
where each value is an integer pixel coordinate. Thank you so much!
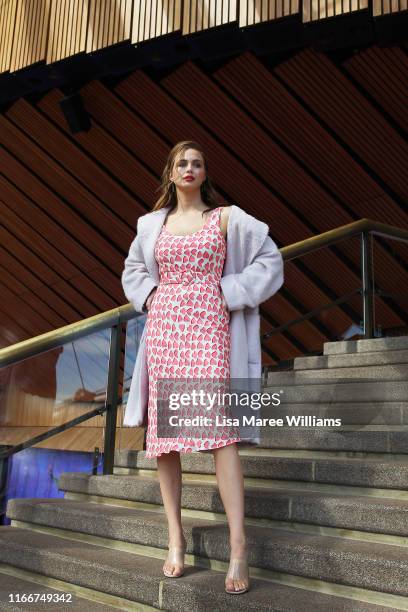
[{"left": 122, "top": 141, "right": 284, "bottom": 595}]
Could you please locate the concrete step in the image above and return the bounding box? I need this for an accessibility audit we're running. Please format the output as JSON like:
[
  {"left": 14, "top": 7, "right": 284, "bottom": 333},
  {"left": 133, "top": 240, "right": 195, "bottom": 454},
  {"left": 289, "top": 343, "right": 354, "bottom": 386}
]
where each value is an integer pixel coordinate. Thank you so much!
[
  {"left": 259, "top": 402, "right": 407, "bottom": 425},
  {"left": 294, "top": 349, "right": 408, "bottom": 370},
  {"left": 0, "top": 527, "right": 396, "bottom": 612},
  {"left": 0, "top": 570, "right": 115, "bottom": 610},
  {"left": 259, "top": 428, "right": 408, "bottom": 454},
  {"left": 324, "top": 336, "right": 408, "bottom": 356},
  {"left": 114, "top": 448, "right": 408, "bottom": 490},
  {"left": 58, "top": 472, "right": 408, "bottom": 536},
  {"left": 267, "top": 364, "right": 408, "bottom": 385},
  {"left": 5, "top": 501, "right": 408, "bottom": 596},
  {"left": 263, "top": 380, "right": 408, "bottom": 402}
]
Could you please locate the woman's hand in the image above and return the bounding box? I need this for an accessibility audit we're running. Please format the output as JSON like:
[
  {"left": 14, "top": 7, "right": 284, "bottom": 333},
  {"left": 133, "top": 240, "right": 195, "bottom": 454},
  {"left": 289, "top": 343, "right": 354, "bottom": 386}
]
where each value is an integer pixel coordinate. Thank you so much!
[{"left": 145, "top": 288, "right": 157, "bottom": 311}]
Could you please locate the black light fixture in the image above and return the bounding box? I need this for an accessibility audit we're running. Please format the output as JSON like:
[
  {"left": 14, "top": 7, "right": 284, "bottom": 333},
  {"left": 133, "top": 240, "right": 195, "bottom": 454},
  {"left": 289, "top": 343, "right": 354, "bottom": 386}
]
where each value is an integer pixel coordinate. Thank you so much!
[{"left": 58, "top": 91, "right": 91, "bottom": 134}]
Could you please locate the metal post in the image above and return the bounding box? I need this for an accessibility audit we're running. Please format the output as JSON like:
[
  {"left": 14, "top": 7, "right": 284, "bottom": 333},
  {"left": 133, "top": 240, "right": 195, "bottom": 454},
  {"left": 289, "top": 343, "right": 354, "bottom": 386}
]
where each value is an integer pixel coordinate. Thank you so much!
[
  {"left": 0, "top": 454, "right": 9, "bottom": 525},
  {"left": 361, "top": 232, "right": 374, "bottom": 339},
  {"left": 103, "top": 324, "right": 122, "bottom": 474}
]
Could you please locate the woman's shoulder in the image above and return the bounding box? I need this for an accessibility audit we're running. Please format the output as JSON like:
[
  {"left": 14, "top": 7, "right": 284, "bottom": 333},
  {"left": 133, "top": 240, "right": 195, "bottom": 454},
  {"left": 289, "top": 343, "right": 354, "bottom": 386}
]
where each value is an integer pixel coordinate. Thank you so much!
[
  {"left": 219, "top": 205, "right": 232, "bottom": 221},
  {"left": 219, "top": 205, "right": 232, "bottom": 236}
]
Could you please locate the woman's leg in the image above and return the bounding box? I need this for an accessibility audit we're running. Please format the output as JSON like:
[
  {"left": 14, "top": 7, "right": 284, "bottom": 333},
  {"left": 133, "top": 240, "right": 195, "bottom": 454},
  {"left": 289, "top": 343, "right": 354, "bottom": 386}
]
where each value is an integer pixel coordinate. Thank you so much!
[
  {"left": 213, "top": 443, "right": 249, "bottom": 592},
  {"left": 157, "top": 451, "right": 186, "bottom": 576}
]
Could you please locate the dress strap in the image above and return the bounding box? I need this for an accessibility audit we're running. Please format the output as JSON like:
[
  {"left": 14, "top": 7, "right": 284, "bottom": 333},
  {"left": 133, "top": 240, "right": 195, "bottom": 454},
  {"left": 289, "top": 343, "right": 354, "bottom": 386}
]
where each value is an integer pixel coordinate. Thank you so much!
[{"left": 207, "top": 206, "right": 222, "bottom": 229}]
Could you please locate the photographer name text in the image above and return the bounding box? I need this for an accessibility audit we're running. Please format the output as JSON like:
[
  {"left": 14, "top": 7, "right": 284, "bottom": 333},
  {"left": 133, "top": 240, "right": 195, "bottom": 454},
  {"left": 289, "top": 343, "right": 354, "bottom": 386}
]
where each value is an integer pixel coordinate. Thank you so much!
[{"left": 167, "top": 415, "right": 342, "bottom": 427}]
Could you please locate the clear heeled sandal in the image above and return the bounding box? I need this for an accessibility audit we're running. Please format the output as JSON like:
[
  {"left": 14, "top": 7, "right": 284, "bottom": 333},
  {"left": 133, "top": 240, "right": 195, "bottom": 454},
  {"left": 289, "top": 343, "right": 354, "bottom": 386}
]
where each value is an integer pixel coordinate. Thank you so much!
[
  {"left": 225, "top": 556, "right": 250, "bottom": 594},
  {"left": 163, "top": 546, "right": 186, "bottom": 578}
]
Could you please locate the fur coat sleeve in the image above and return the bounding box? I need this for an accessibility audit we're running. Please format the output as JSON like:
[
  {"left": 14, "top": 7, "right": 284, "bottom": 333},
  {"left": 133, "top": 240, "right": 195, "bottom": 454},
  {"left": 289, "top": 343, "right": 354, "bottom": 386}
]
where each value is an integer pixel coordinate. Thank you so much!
[
  {"left": 220, "top": 206, "right": 284, "bottom": 312},
  {"left": 220, "top": 234, "right": 283, "bottom": 311},
  {"left": 121, "top": 217, "right": 158, "bottom": 314}
]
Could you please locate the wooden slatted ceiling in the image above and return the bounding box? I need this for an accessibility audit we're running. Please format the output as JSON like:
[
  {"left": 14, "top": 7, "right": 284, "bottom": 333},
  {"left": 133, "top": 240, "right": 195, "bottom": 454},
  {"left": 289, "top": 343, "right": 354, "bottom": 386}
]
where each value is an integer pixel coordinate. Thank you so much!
[
  {"left": 0, "top": 0, "right": 18, "bottom": 73},
  {"left": 87, "top": 0, "right": 132, "bottom": 52},
  {"left": 47, "top": 0, "right": 89, "bottom": 63},
  {"left": 1, "top": 46, "right": 408, "bottom": 365},
  {"left": 303, "top": 0, "right": 368, "bottom": 22},
  {"left": 3, "top": 0, "right": 406, "bottom": 74},
  {"left": 9, "top": 0, "right": 50, "bottom": 72},
  {"left": 211, "top": 51, "right": 408, "bottom": 280},
  {"left": 273, "top": 48, "right": 408, "bottom": 203},
  {"left": 343, "top": 45, "right": 408, "bottom": 133},
  {"left": 239, "top": 0, "right": 298, "bottom": 27},
  {"left": 182, "top": 0, "right": 236, "bottom": 35},
  {"left": 373, "top": 0, "right": 408, "bottom": 15},
  {"left": 133, "top": 0, "right": 182, "bottom": 42}
]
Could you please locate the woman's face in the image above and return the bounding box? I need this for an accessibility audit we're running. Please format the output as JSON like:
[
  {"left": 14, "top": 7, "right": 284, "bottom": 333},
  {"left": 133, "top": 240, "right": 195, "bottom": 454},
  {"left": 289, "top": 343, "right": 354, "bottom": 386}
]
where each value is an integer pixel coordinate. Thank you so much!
[{"left": 170, "top": 148, "right": 206, "bottom": 191}]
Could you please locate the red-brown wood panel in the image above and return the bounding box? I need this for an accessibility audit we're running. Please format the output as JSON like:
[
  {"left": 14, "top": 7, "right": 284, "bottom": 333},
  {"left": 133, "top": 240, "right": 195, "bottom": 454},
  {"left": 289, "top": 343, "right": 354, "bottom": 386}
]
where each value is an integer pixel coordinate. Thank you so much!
[
  {"left": 274, "top": 48, "right": 408, "bottom": 202},
  {"left": 37, "top": 88, "right": 160, "bottom": 214},
  {"left": 3, "top": 101, "right": 138, "bottom": 249},
  {"left": 342, "top": 46, "right": 408, "bottom": 134}
]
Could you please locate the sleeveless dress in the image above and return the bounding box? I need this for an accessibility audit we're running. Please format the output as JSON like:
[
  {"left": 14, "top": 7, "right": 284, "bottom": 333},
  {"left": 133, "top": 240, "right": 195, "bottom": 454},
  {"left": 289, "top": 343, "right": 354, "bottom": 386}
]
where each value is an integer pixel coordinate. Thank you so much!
[{"left": 144, "top": 206, "right": 241, "bottom": 458}]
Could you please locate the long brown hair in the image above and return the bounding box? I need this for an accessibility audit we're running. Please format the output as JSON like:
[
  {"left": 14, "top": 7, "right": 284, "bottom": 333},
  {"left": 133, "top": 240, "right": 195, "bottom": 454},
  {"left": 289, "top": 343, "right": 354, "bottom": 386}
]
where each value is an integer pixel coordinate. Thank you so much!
[{"left": 152, "top": 141, "right": 220, "bottom": 219}]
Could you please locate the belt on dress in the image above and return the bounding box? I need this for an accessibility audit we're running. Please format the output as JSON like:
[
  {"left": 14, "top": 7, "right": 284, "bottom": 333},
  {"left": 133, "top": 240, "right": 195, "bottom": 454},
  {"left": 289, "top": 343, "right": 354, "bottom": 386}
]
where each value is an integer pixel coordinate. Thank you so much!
[{"left": 161, "top": 275, "right": 219, "bottom": 286}]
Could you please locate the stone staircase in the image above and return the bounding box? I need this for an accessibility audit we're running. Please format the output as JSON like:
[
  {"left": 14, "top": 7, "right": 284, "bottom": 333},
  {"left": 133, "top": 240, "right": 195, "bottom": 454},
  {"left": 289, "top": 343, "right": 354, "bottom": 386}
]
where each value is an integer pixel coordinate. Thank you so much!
[{"left": 1, "top": 336, "right": 408, "bottom": 610}]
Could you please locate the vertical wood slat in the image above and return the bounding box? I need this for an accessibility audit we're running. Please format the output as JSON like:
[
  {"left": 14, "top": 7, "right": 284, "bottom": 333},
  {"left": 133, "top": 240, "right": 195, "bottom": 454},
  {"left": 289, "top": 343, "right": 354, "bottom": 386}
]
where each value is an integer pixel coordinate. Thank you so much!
[
  {"left": 161, "top": 0, "right": 168, "bottom": 33},
  {"left": 240, "top": 0, "right": 298, "bottom": 26},
  {"left": 47, "top": 0, "right": 88, "bottom": 63},
  {"left": 26, "top": 0, "right": 37, "bottom": 66},
  {"left": 132, "top": 0, "right": 182, "bottom": 43},
  {"left": 19, "top": 0, "right": 29, "bottom": 68},
  {"left": 144, "top": 0, "right": 152, "bottom": 40},
  {"left": 68, "top": 0, "right": 77, "bottom": 58},
  {"left": 103, "top": 0, "right": 110, "bottom": 49},
  {"left": 238, "top": 0, "right": 247, "bottom": 27},
  {"left": 182, "top": 0, "right": 237, "bottom": 34},
  {"left": 202, "top": 0, "right": 208, "bottom": 29},
  {"left": 109, "top": 0, "right": 115, "bottom": 47},
  {"left": 209, "top": 0, "right": 216, "bottom": 26},
  {"left": 0, "top": 0, "right": 18, "bottom": 73},
  {"left": 9, "top": 0, "right": 51, "bottom": 72},
  {"left": 87, "top": 0, "right": 131, "bottom": 52},
  {"left": 303, "top": 0, "right": 368, "bottom": 22},
  {"left": 191, "top": 0, "right": 197, "bottom": 31},
  {"left": 151, "top": 0, "right": 158, "bottom": 36},
  {"left": 94, "top": 0, "right": 102, "bottom": 50}
]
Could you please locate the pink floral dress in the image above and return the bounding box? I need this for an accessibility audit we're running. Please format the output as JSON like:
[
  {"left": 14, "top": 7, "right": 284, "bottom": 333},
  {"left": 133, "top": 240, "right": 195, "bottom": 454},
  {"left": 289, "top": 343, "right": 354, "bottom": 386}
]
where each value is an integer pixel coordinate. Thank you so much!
[{"left": 144, "top": 206, "right": 241, "bottom": 458}]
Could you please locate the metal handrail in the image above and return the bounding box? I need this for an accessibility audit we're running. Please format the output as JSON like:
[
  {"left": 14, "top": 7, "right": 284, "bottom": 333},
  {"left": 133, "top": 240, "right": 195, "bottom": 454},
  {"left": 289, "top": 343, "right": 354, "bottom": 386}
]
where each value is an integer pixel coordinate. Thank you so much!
[
  {"left": 1, "top": 217, "right": 407, "bottom": 473},
  {"left": 0, "top": 303, "right": 136, "bottom": 369},
  {"left": 262, "top": 289, "right": 362, "bottom": 340},
  {"left": 280, "top": 218, "right": 408, "bottom": 260}
]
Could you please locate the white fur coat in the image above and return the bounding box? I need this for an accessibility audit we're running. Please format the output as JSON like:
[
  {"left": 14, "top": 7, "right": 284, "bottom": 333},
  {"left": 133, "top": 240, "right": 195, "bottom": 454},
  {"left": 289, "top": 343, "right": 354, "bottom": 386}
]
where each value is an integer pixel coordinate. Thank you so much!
[{"left": 121, "top": 204, "right": 284, "bottom": 432}]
